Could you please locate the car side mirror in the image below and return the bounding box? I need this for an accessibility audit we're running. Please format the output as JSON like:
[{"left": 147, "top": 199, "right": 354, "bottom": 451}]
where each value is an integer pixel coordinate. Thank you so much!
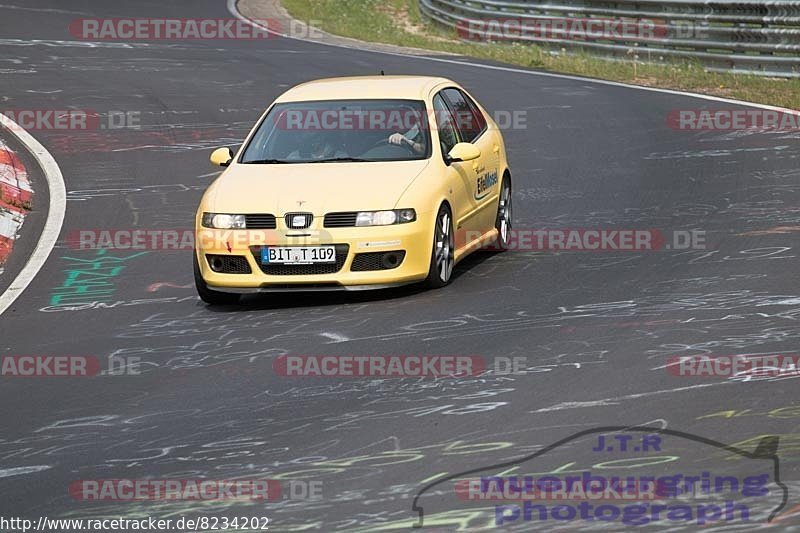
[
  {"left": 210, "top": 147, "right": 234, "bottom": 167},
  {"left": 446, "top": 142, "right": 481, "bottom": 165}
]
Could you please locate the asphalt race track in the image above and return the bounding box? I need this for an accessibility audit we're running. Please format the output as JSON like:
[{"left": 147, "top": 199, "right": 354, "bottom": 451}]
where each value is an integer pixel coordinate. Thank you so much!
[{"left": 1, "top": 1, "right": 800, "bottom": 531}]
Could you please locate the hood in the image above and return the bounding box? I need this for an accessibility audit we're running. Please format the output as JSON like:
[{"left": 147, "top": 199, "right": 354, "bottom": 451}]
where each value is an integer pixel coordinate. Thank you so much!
[{"left": 208, "top": 159, "right": 430, "bottom": 214}]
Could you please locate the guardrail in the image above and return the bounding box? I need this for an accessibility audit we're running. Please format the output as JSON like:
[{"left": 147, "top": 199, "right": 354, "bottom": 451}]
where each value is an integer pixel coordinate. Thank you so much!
[{"left": 419, "top": 0, "right": 800, "bottom": 77}]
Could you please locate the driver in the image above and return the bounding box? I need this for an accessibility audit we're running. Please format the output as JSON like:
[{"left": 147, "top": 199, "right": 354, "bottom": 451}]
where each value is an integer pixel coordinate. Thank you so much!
[
  {"left": 388, "top": 123, "right": 425, "bottom": 155},
  {"left": 287, "top": 132, "right": 348, "bottom": 161}
]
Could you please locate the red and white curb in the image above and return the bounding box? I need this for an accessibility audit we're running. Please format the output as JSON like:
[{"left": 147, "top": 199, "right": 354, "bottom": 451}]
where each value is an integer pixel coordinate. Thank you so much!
[
  {"left": 0, "top": 140, "right": 34, "bottom": 272},
  {"left": 0, "top": 113, "right": 65, "bottom": 316}
]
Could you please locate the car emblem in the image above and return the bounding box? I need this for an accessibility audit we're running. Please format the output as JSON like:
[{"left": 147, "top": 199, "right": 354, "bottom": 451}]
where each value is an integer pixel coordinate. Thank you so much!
[
  {"left": 297, "top": 200, "right": 306, "bottom": 207},
  {"left": 285, "top": 212, "right": 313, "bottom": 229}
]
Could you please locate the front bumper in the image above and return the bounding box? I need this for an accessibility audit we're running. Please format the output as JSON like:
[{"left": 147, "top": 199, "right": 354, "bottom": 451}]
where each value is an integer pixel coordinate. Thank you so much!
[
  {"left": 207, "top": 281, "right": 418, "bottom": 293},
  {"left": 195, "top": 215, "right": 433, "bottom": 291}
]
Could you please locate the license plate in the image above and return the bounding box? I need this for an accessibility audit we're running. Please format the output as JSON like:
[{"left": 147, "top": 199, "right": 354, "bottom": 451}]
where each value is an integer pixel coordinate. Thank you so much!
[{"left": 262, "top": 246, "right": 336, "bottom": 264}]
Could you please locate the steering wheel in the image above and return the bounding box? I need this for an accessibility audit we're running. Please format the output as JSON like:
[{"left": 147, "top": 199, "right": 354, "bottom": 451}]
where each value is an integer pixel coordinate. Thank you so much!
[{"left": 371, "top": 138, "right": 417, "bottom": 155}]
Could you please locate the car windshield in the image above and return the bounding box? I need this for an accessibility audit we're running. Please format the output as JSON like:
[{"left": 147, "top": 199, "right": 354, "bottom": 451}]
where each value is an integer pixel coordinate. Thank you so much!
[{"left": 240, "top": 99, "right": 431, "bottom": 164}]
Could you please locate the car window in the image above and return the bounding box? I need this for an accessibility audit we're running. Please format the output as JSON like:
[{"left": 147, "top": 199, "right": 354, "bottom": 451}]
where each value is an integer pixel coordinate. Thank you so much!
[
  {"left": 463, "top": 91, "right": 488, "bottom": 137},
  {"left": 442, "top": 88, "right": 486, "bottom": 143},
  {"left": 433, "top": 94, "right": 459, "bottom": 156},
  {"left": 239, "top": 99, "right": 431, "bottom": 163}
]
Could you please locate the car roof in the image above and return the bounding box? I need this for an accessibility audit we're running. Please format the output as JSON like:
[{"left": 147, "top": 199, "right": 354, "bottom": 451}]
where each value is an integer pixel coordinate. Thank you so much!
[{"left": 274, "top": 76, "right": 455, "bottom": 103}]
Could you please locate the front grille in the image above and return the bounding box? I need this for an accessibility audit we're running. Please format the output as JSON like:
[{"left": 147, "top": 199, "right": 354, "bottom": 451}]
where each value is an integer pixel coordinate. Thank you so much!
[
  {"left": 245, "top": 214, "right": 276, "bottom": 229},
  {"left": 250, "top": 244, "right": 349, "bottom": 275},
  {"left": 351, "top": 251, "right": 406, "bottom": 271},
  {"left": 284, "top": 212, "right": 313, "bottom": 229},
  {"left": 324, "top": 212, "right": 358, "bottom": 228},
  {"left": 206, "top": 254, "right": 252, "bottom": 274}
]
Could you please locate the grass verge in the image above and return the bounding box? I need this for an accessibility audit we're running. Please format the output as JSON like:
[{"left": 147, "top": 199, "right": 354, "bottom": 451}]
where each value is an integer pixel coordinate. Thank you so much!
[{"left": 282, "top": 0, "right": 800, "bottom": 109}]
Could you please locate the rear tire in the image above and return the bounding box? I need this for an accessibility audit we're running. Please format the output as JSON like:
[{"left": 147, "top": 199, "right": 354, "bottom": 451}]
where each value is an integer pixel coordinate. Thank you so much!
[
  {"left": 423, "top": 204, "right": 455, "bottom": 289},
  {"left": 194, "top": 253, "right": 240, "bottom": 305}
]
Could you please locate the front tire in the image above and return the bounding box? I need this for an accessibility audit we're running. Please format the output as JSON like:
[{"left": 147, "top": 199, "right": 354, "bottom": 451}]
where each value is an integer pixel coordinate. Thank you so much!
[
  {"left": 493, "top": 176, "right": 512, "bottom": 251},
  {"left": 423, "top": 204, "right": 455, "bottom": 289},
  {"left": 194, "top": 253, "right": 240, "bottom": 305}
]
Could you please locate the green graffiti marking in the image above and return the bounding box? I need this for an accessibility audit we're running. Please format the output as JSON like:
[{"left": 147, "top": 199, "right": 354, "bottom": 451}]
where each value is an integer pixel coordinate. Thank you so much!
[{"left": 49, "top": 249, "right": 148, "bottom": 306}]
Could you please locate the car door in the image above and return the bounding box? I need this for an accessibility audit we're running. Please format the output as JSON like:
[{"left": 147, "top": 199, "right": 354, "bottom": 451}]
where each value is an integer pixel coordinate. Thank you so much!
[
  {"left": 433, "top": 92, "right": 476, "bottom": 249},
  {"left": 442, "top": 88, "right": 499, "bottom": 234}
]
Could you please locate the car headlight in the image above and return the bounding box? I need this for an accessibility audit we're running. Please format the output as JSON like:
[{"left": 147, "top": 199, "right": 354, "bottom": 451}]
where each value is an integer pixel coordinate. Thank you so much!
[
  {"left": 202, "top": 213, "right": 246, "bottom": 229},
  {"left": 355, "top": 209, "right": 416, "bottom": 226}
]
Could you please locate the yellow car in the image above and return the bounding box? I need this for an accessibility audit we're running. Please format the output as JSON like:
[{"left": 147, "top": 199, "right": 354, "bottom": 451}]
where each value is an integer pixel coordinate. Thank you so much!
[{"left": 194, "top": 75, "right": 512, "bottom": 304}]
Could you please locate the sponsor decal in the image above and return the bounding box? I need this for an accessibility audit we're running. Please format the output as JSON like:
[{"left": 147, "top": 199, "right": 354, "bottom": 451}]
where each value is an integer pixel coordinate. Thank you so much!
[{"left": 475, "top": 170, "right": 498, "bottom": 200}]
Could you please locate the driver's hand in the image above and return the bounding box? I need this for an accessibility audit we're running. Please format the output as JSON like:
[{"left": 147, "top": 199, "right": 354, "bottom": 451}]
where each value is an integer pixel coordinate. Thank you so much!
[{"left": 388, "top": 133, "right": 407, "bottom": 145}]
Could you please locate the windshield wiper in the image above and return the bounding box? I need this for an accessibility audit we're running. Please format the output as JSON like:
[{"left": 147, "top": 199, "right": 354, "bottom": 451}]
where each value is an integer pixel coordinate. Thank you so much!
[
  {"left": 242, "top": 158, "right": 292, "bottom": 164},
  {"left": 313, "top": 157, "right": 375, "bottom": 163}
]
